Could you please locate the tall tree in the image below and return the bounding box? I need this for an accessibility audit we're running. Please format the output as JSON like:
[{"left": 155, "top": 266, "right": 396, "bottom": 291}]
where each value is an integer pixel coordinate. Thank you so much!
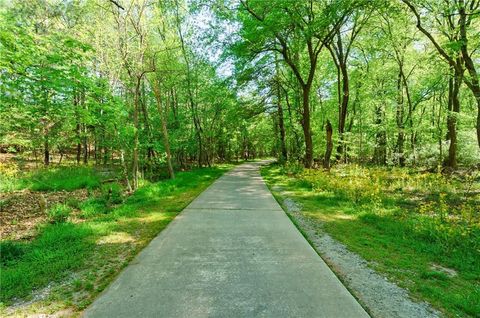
[
  {"left": 235, "top": 0, "right": 361, "bottom": 167},
  {"left": 401, "top": 0, "right": 480, "bottom": 167}
]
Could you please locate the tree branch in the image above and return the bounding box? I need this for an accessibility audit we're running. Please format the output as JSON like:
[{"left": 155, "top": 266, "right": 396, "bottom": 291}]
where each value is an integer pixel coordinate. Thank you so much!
[{"left": 108, "top": 0, "right": 124, "bottom": 10}]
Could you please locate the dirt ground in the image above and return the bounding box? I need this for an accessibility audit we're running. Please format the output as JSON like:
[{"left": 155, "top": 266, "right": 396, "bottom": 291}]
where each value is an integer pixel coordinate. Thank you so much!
[{"left": 0, "top": 189, "right": 89, "bottom": 240}]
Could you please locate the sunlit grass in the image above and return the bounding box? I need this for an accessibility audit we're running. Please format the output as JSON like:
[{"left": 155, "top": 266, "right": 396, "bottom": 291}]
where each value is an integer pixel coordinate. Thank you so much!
[
  {"left": 262, "top": 163, "right": 480, "bottom": 318},
  {"left": 0, "top": 166, "right": 104, "bottom": 193},
  {"left": 0, "top": 164, "right": 233, "bottom": 315}
]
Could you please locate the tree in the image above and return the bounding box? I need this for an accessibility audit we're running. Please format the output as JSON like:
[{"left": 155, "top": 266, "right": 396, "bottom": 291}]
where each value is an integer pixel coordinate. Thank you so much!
[
  {"left": 234, "top": 0, "right": 361, "bottom": 167},
  {"left": 401, "top": 0, "right": 480, "bottom": 167}
]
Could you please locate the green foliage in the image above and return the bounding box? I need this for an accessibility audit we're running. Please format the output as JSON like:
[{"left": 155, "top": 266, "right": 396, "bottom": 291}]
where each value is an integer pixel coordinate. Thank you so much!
[
  {"left": 0, "top": 165, "right": 232, "bottom": 306},
  {"left": 25, "top": 167, "right": 101, "bottom": 192},
  {"left": 0, "top": 223, "right": 94, "bottom": 303},
  {"left": 47, "top": 204, "right": 72, "bottom": 224},
  {"left": 280, "top": 162, "right": 305, "bottom": 176},
  {"left": 79, "top": 198, "right": 108, "bottom": 218},
  {"left": 1, "top": 0, "right": 479, "bottom": 313},
  {"left": 1, "top": 165, "right": 103, "bottom": 193},
  {"left": 66, "top": 197, "right": 81, "bottom": 209},
  {"left": 262, "top": 163, "right": 480, "bottom": 317},
  {"left": 0, "top": 241, "right": 27, "bottom": 266},
  {"left": 100, "top": 182, "right": 124, "bottom": 205},
  {"left": 0, "top": 162, "right": 21, "bottom": 192}
]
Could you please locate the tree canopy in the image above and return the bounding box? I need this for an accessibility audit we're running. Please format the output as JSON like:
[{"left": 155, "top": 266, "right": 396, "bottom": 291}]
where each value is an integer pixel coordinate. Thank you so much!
[{"left": 0, "top": 0, "right": 479, "bottom": 184}]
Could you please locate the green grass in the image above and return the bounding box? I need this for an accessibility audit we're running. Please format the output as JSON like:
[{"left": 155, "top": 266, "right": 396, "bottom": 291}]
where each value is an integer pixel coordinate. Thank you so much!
[
  {"left": 261, "top": 163, "right": 480, "bottom": 318},
  {"left": 23, "top": 167, "right": 102, "bottom": 191},
  {"left": 0, "top": 166, "right": 103, "bottom": 192},
  {"left": 0, "top": 164, "right": 233, "bottom": 315}
]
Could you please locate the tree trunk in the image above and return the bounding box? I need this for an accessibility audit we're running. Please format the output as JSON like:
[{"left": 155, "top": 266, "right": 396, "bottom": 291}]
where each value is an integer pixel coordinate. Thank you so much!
[
  {"left": 458, "top": 2, "right": 480, "bottom": 149},
  {"left": 76, "top": 129, "right": 81, "bottom": 165},
  {"left": 175, "top": 0, "right": 203, "bottom": 167},
  {"left": 324, "top": 120, "right": 333, "bottom": 170},
  {"left": 445, "top": 66, "right": 462, "bottom": 168},
  {"left": 151, "top": 78, "right": 175, "bottom": 179},
  {"left": 74, "top": 93, "right": 81, "bottom": 165},
  {"left": 82, "top": 125, "right": 88, "bottom": 164},
  {"left": 374, "top": 103, "right": 387, "bottom": 165},
  {"left": 44, "top": 134, "right": 49, "bottom": 166},
  {"left": 283, "top": 85, "right": 302, "bottom": 160},
  {"left": 277, "top": 87, "right": 287, "bottom": 163},
  {"left": 121, "top": 149, "right": 132, "bottom": 192},
  {"left": 336, "top": 62, "right": 349, "bottom": 162},
  {"left": 396, "top": 70, "right": 405, "bottom": 167},
  {"left": 302, "top": 86, "right": 313, "bottom": 168},
  {"left": 132, "top": 80, "right": 140, "bottom": 190},
  {"left": 477, "top": 101, "right": 480, "bottom": 149},
  {"left": 140, "top": 79, "right": 154, "bottom": 164}
]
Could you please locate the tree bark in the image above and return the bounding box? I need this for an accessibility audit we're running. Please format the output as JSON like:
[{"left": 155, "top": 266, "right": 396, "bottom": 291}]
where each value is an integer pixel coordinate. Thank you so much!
[
  {"left": 324, "top": 120, "right": 333, "bottom": 170},
  {"left": 396, "top": 70, "right": 405, "bottom": 167},
  {"left": 445, "top": 66, "right": 462, "bottom": 168},
  {"left": 374, "top": 103, "right": 387, "bottom": 165},
  {"left": 276, "top": 85, "right": 287, "bottom": 163},
  {"left": 132, "top": 79, "right": 141, "bottom": 190},
  {"left": 458, "top": 0, "right": 480, "bottom": 149},
  {"left": 44, "top": 134, "right": 49, "bottom": 166},
  {"left": 151, "top": 78, "right": 175, "bottom": 179},
  {"left": 175, "top": 0, "right": 203, "bottom": 167},
  {"left": 74, "top": 92, "right": 81, "bottom": 164},
  {"left": 302, "top": 86, "right": 314, "bottom": 168}
]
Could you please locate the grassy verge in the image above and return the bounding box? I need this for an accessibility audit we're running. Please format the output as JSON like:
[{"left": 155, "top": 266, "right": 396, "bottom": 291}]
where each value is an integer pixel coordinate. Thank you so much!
[
  {"left": 0, "top": 164, "right": 233, "bottom": 316},
  {"left": 0, "top": 164, "right": 104, "bottom": 193},
  {"left": 261, "top": 163, "right": 479, "bottom": 318}
]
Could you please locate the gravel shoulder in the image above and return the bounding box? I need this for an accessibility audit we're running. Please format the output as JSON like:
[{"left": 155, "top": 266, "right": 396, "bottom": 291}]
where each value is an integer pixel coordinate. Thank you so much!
[{"left": 274, "top": 188, "right": 441, "bottom": 318}]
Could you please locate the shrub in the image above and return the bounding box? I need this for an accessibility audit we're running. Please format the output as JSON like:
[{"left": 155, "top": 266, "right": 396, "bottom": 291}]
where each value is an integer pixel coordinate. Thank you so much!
[{"left": 47, "top": 204, "right": 72, "bottom": 224}]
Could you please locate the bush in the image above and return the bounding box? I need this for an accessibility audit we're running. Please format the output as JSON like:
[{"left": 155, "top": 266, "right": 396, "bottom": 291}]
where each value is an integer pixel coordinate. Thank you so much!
[{"left": 47, "top": 204, "right": 72, "bottom": 224}]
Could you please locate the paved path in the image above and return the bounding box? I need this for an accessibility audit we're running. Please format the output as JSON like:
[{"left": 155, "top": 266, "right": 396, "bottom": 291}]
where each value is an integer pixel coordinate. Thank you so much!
[{"left": 84, "top": 162, "right": 369, "bottom": 317}]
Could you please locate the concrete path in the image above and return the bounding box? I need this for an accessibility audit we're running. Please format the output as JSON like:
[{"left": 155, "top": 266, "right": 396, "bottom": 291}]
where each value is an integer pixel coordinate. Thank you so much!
[{"left": 84, "top": 162, "right": 369, "bottom": 318}]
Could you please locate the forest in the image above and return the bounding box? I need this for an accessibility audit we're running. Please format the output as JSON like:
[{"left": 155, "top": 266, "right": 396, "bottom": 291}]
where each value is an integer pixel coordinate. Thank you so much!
[
  {"left": 1, "top": 0, "right": 480, "bottom": 174},
  {"left": 0, "top": 0, "right": 479, "bottom": 317}
]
